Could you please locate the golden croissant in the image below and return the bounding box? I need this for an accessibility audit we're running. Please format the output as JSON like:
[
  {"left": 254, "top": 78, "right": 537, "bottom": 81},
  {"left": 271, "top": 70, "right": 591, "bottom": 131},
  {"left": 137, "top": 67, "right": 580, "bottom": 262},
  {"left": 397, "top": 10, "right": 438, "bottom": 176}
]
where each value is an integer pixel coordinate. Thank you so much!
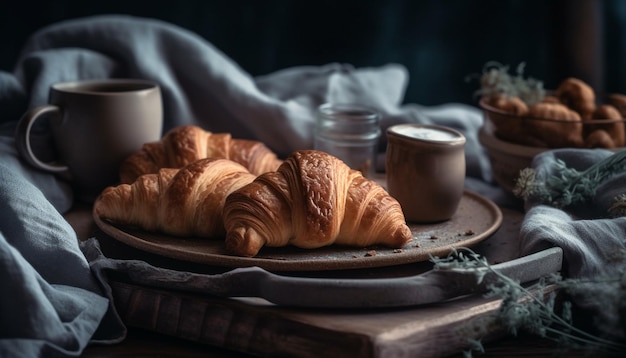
[
  {"left": 119, "top": 125, "right": 283, "bottom": 184},
  {"left": 95, "top": 158, "right": 256, "bottom": 238},
  {"left": 223, "top": 150, "right": 413, "bottom": 257}
]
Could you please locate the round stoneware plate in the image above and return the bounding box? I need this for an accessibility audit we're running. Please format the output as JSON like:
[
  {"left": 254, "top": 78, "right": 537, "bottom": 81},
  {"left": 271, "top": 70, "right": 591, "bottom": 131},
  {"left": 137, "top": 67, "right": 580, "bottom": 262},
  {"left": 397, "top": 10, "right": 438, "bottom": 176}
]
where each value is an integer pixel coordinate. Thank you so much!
[{"left": 94, "top": 190, "right": 502, "bottom": 271}]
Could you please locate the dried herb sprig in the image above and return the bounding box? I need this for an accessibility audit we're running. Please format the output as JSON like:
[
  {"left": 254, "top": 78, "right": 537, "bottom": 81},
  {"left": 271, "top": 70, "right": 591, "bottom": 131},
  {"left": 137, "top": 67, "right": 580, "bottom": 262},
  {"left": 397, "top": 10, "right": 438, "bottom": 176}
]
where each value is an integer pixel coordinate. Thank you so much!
[
  {"left": 431, "top": 248, "right": 626, "bottom": 356},
  {"left": 466, "top": 61, "right": 545, "bottom": 106},
  {"left": 513, "top": 149, "right": 626, "bottom": 209}
]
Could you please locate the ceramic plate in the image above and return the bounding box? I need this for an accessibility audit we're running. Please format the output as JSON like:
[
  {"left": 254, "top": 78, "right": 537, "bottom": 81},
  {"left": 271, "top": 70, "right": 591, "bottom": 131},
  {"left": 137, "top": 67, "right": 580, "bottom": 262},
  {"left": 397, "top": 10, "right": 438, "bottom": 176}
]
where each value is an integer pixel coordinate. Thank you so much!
[{"left": 93, "top": 190, "right": 502, "bottom": 271}]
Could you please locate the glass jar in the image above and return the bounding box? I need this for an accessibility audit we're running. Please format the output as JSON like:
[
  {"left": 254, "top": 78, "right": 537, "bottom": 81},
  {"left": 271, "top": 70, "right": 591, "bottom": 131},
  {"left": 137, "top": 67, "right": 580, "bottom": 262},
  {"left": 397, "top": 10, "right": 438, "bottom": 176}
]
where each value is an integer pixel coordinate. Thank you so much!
[{"left": 314, "top": 103, "right": 381, "bottom": 177}]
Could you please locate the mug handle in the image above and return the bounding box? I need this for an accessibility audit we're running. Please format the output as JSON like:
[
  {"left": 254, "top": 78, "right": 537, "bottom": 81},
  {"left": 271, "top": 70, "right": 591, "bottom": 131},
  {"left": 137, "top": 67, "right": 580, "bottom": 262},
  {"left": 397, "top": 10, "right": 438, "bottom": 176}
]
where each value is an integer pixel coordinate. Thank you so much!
[{"left": 15, "top": 105, "right": 69, "bottom": 173}]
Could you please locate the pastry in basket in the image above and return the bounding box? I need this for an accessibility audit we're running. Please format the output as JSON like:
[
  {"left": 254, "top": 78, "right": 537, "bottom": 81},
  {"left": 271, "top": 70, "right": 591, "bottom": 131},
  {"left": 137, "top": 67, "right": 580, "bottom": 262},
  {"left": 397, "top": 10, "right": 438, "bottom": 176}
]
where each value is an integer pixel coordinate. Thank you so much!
[
  {"left": 608, "top": 93, "right": 626, "bottom": 117},
  {"left": 525, "top": 102, "right": 584, "bottom": 148},
  {"left": 475, "top": 62, "right": 626, "bottom": 149},
  {"left": 486, "top": 95, "right": 529, "bottom": 115},
  {"left": 482, "top": 95, "right": 529, "bottom": 142},
  {"left": 223, "top": 150, "right": 413, "bottom": 257},
  {"left": 95, "top": 158, "right": 256, "bottom": 238},
  {"left": 585, "top": 104, "right": 626, "bottom": 148},
  {"left": 555, "top": 77, "right": 596, "bottom": 120},
  {"left": 119, "top": 125, "right": 283, "bottom": 184}
]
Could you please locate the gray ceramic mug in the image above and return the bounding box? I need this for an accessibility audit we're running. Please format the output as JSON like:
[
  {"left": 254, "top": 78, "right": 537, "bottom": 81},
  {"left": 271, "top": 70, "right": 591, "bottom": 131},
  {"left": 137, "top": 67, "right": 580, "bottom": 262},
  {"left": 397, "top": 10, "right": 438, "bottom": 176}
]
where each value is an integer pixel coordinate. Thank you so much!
[{"left": 15, "top": 79, "right": 163, "bottom": 203}]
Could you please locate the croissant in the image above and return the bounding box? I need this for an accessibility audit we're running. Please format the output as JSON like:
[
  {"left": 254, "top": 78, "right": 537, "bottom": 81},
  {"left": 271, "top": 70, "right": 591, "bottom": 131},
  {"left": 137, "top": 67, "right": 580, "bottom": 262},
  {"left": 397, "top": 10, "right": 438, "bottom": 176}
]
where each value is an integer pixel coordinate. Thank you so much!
[
  {"left": 223, "top": 150, "right": 413, "bottom": 257},
  {"left": 119, "top": 125, "right": 283, "bottom": 184},
  {"left": 95, "top": 158, "right": 256, "bottom": 238}
]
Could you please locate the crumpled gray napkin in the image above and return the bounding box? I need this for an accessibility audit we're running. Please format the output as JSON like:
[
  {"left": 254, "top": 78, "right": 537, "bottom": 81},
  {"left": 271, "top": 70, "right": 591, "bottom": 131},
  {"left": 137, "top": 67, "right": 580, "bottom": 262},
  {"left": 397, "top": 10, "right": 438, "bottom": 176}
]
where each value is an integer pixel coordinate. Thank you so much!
[
  {"left": 518, "top": 148, "right": 626, "bottom": 341},
  {"left": 519, "top": 149, "right": 626, "bottom": 279},
  {"left": 0, "top": 163, "right": 125, "bottom": 358},
  {"left": 2, "top": 14, "right": 490, "bottom": 181}
]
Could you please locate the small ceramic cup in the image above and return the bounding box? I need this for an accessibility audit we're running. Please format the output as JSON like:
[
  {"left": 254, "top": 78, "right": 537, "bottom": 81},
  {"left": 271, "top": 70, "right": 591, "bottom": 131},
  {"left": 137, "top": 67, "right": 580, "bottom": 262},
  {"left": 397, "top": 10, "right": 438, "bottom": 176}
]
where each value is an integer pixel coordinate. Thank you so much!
[
  {"left": 386, "top": 124, "right": 466, "bottom": 223},
  {"left": 15, "top": 79, "right": 163, "bottom": 203}
]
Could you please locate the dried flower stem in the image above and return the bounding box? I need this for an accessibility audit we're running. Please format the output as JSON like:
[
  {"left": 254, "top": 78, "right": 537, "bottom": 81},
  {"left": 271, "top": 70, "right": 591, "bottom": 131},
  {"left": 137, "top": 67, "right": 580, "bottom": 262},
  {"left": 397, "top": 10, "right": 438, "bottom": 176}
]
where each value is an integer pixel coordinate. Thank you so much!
[
  {"left": 432, "top": 248, "right": 626, "bottom": 356},
  {"left": 514, "top": 149, "right": 626, "bottom": 209},
  {"left": 466, "top": 61, "right": 545, "bottom": 106}
]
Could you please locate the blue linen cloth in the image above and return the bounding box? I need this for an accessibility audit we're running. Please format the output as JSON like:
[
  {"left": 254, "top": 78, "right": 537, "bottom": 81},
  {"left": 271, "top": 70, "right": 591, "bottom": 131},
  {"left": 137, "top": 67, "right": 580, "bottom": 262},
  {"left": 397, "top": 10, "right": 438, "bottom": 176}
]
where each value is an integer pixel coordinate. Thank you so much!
[
  {"left": 0, "top": 163, "right": 125, "bottom": 357},
  {"left": 1, "top": 13, "right": 623, "bottom": 356}
]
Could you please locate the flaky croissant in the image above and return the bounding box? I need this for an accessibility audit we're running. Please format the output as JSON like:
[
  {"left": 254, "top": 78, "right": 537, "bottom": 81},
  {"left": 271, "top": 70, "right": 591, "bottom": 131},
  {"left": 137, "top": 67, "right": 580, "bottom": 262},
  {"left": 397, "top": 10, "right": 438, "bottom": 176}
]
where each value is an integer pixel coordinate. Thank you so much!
[
  {"left": 223, "top": 150, "right": 413, "bottom": 257},
  {"left": 95, "top": 158, "right": 256, "bottom": 238},
  {"left": 119, "top": 125, "right": 283, "bottom": 184}
]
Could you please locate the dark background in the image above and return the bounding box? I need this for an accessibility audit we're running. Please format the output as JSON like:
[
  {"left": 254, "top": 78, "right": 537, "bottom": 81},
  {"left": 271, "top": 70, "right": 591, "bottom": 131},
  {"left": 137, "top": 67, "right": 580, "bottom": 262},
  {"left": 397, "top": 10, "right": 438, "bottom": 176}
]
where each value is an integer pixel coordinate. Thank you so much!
[{"left": 0, "top": 0, "right": 622, "bottom": 106}]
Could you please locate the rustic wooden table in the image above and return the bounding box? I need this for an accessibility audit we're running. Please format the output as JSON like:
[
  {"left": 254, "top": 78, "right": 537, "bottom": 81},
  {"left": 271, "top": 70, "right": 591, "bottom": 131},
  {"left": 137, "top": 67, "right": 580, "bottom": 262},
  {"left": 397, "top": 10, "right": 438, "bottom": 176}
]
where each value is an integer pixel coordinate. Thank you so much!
[{"left": 65, "top": 201, "right": 588, "bottom": 357}]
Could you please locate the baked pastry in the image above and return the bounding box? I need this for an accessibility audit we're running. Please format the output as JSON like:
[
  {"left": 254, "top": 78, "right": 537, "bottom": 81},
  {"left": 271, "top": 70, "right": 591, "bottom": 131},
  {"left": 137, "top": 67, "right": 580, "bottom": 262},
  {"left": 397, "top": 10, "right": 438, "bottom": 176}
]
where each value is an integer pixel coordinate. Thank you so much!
[
  {"left": 486, "top": 95, "right": 529, "bottom": 115},
  {"left": 585, "top": 129, "right": 617, "bottom": 149},
  {"left": 95, "top": 158, "right": 256, "bottom": 238},
  {"left": 555, "top": 77, "right": 596, "bottom": 120},
  {"left": 608, "top": 93, "right": 626, "bottom": 117},
  {"left": 119, "top": 125, "right": 283, "bottom": 184},
  {"left": 525, "top": 102, "right": 584, "bottom": 148},
  {"left": 586, "top": 104, "right": 626, "bottom": 148},
  {"left": 223, "top": 150, "right": 413, "bottom": 257},
  {"left": 483, "top": 95, "right": 529, "bottom": 143}
]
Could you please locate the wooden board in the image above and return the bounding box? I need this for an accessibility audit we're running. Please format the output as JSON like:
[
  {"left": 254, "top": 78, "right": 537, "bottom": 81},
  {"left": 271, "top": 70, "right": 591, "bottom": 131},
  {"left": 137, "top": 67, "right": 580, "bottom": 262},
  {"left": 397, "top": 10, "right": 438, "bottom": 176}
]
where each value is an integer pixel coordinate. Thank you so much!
[
  {"left": 109, "top": 280, "right": 530, "bottom": 358},
  {"left": 87, "top": 207, "right": 540, "bottom": 357}
]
